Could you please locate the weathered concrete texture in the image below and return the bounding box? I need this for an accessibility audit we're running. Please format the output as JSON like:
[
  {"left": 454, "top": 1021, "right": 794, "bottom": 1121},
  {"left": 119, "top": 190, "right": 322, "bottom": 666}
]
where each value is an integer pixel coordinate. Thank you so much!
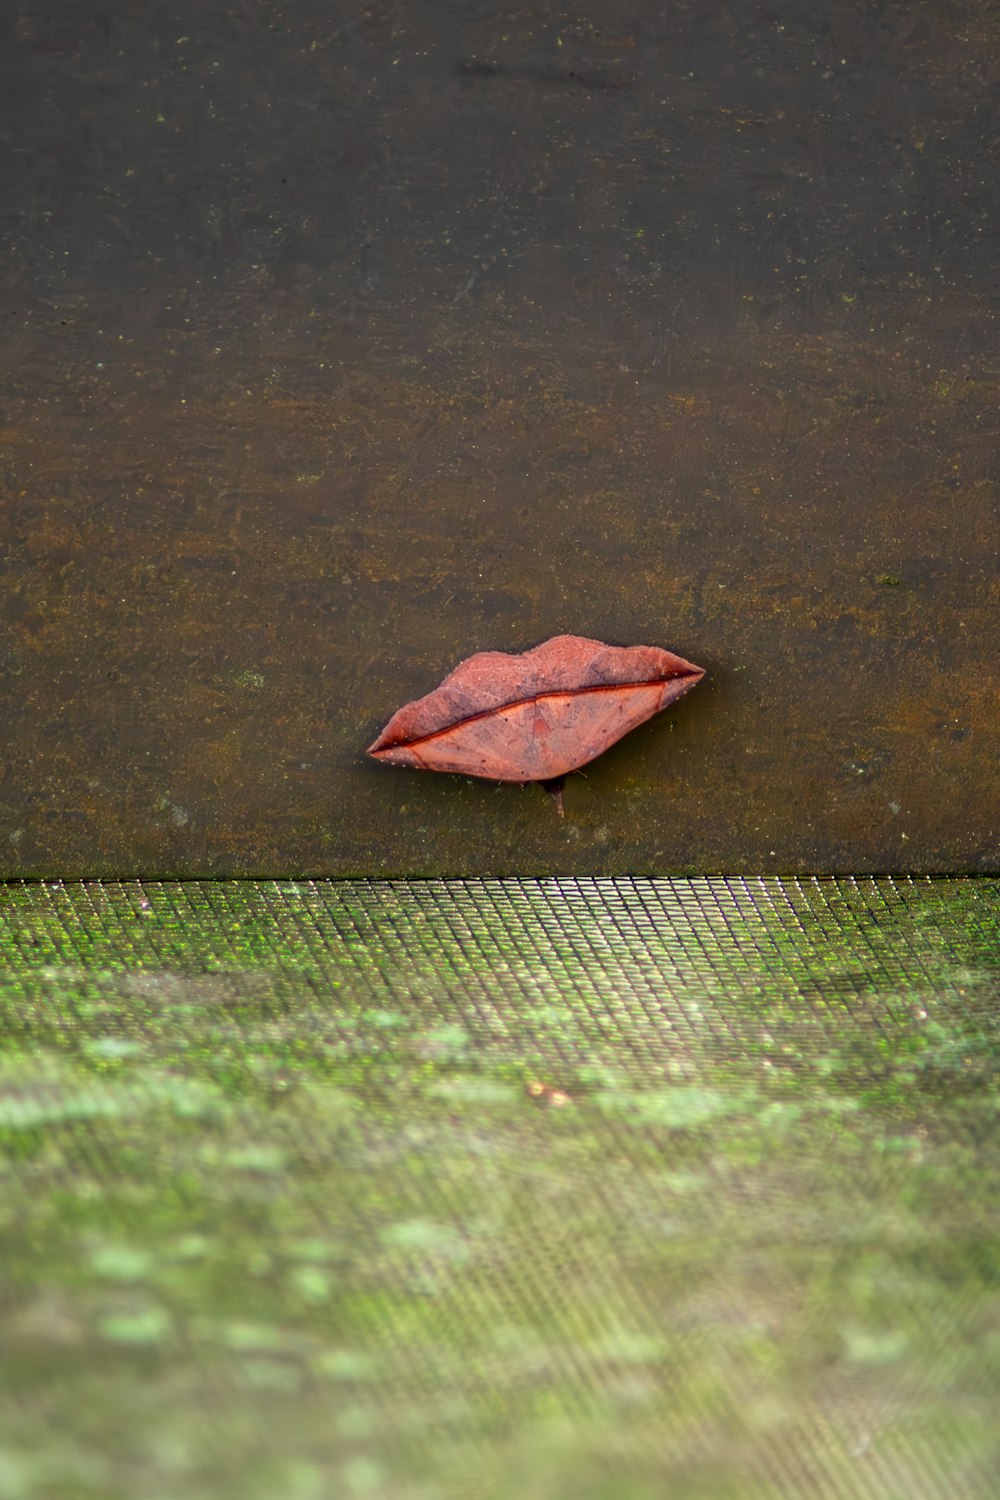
[{"left": 0, "top": 1, "right": 997, "bottom": 873}]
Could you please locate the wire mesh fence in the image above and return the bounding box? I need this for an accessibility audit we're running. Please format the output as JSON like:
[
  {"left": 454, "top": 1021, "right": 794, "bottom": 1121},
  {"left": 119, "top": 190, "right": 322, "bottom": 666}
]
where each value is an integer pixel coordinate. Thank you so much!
[{"left": 1, "top": 877, "right": 998, "bottom": 1499}]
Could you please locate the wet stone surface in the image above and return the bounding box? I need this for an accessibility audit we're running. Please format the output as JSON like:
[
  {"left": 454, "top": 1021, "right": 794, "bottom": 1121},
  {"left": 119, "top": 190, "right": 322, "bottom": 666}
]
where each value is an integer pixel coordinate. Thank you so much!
[{"left": 0, "top": 0, "right": 997, "bottom": 874}]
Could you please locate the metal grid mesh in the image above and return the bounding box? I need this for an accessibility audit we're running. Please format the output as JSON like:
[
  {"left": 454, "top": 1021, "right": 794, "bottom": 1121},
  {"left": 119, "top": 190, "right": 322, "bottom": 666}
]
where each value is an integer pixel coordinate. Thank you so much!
[{"left": 1, "top": 876, "right": 998, "bottom": 1500}]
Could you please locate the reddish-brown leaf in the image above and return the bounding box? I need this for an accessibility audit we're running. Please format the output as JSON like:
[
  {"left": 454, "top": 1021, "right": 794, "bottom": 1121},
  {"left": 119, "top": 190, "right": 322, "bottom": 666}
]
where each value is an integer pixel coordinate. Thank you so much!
[{"left": 367, "top": 635, "right": 704, "bottom": 790}]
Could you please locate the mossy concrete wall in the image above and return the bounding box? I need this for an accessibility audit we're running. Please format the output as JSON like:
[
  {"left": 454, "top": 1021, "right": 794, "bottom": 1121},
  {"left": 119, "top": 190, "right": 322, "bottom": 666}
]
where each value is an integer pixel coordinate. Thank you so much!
[{"left": 2, "top": 877, "right": 997, "bottom": 1498}]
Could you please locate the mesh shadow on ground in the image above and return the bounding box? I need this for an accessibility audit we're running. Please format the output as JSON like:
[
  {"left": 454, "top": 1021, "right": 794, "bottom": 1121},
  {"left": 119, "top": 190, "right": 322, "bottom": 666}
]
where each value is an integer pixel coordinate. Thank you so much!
[{"left": 0, "top": 876, "right": 998, "bottom": 1499}]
